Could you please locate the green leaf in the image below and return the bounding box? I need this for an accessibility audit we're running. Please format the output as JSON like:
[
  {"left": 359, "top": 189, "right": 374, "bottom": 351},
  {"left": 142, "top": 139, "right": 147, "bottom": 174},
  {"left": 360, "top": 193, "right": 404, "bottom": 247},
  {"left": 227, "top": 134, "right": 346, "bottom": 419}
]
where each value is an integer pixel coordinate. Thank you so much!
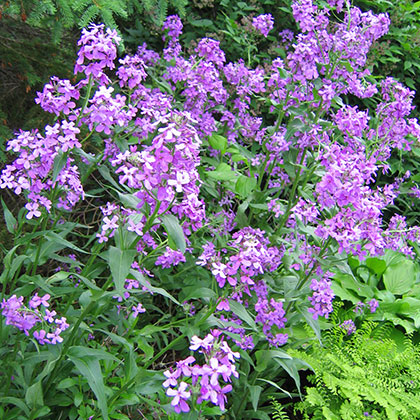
[
  {"left": 366, "top": 257, "right": 387, "bottom": 276},
  {"left": 25, "top": 381, "right": 44, "bottom": 408},
  {"left": 298, "top": 307, "right": 322, "bottom": 342},
  {"left": 255, "top": 349, "right": 292, "bottom": 372},
  {"left": 160, "top": 214, "right": 186, "bottom": 253},
  {"left": 118, "top": 192, "right": 143, "bottom": 210},
  {"left": 107, "top": 246, "right": 136, "bottom": 297},
  {"left": 190, "top": 18, "right": 213, "bottom": 27},
  {"left": 44, "top": 231, "right": 88, "bottom": 254},
  {"left": 68, "top": 346, "right": 119, "bottom": 362},
  {"left": 98, "top": 165, "right": 124, "bottom": 191},
  {"left": 0, "top": 397, "right": 29, "bottom": 415},
  {"left": 57, "top": 378, "right": 77, "bottom": 390},
  {"left": 1, "top": 198, "right": 17, "bottom": 233},
  {"left": 68, "top": 354, "right": 108, "bottom": 418},
  {"left": 180, "top": 286, "right": 216, "bottom": 301},
  {"left": 208, "top": 134, "right": 227, "bottom": 154},
  {"left": 235, "top": 175, "right": 257, "bottom": 197},
  {"left": 51, "top": 150, "right": 69, "bottom": 185},
  {"left": 273, "top": 358, "right": 302, "bottom": 397},
  {"left": 228, "top": 300, "right": 257, "bottom": 331},
  {"left": 207, "top": 163, "right": 237, "bottom": 181},
  {"left": 130, "top": 269, "right": 180, "bottom": 305},
  {"left": 248, "top": 385, "right": 263, "bottom": 411},
  {"left": 256, "top": 378, "right": 292, "bottom": 398},
  {"left": 383, "top": 259, "right": 415, "bottom": 295}
]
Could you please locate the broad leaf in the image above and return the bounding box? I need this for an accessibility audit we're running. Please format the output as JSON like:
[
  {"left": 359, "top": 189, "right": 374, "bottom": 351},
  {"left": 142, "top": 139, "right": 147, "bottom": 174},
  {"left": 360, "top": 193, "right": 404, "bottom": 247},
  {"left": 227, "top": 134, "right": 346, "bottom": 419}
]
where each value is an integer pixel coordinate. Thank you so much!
[
  {"left": 107, "top": 246, "right": 136, "bottom": 297},
  {"left": 160, "top": 214, "right": 186, "bottom": 253},
  {"left": 235, "top": 175, "right": 257, "bottom": 197},
  {"left": 68, "top": 354, "right": 108, "bottom": 418},
  {"left": 228, "top": 300, "right": 257, "bottom": 331},
  {"left": 383, "top": 259, "right": 415, "bottom": 295},
  {"left": 1, "top": 198, "right": 17, "bottom": 233}
]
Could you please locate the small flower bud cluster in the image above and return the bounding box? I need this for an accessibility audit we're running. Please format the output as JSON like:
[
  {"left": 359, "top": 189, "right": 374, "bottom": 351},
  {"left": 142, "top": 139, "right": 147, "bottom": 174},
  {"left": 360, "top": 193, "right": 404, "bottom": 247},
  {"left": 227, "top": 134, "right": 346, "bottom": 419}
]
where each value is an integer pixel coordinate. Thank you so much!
[
  {"left": 1, "top": 294, "right": 69, "bottom": 345},
  {"left": 163, "top": 330, "right": 239, "bottom": 413},
  {"left": 354, "top": 298, "right": 379, "bottom": 315},
  {"left": 339, "top": 319, "right": 356, "bottom": 335}
]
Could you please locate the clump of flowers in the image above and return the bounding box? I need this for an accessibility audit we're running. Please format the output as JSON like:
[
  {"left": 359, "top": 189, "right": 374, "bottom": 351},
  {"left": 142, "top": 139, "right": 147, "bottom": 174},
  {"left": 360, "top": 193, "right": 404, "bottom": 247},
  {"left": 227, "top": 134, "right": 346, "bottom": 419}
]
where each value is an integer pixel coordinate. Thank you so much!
[
  {"left": 1, "top": 293, "right": 69, "bottom": 345},
  {"left": 308, "top": 275, "right": 335, "bottom": 319},
  {"left": 163, "top": 330, "right": 239, "bottom": 413},
  {"left": 340, "top": 319, "right": 356, "bottom": 335},
  {"left": 252, "top": 14, "right": 274, "bottom": 37}
]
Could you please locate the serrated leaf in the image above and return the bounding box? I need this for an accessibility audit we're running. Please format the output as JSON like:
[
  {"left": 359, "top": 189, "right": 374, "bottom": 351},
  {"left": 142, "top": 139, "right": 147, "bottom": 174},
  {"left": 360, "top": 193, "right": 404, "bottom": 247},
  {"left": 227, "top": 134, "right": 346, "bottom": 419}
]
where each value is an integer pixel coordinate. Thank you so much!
[
  {"left": 107, "top": 246, "right": 136, "bottom": 297},
  {"left": 160, "top": 214, "right": 186, "bottom": 253}
]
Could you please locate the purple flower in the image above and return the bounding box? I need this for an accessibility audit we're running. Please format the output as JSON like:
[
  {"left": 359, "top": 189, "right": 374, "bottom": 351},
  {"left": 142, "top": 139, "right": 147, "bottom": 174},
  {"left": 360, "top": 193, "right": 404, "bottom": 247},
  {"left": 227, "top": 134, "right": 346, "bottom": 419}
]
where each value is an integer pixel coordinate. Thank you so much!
[
  {"left": 252, "top": 14, "right": 274, "bottom": 37},
  {"left": 162, "top": 15, "right": 183, "bottom": 41},
  {"left": 166, "top": 382, "right": 191, "bottom": 413},
  {"left": 33, "top": 329, "right": 50, "bottom": 345},
  {"left": 132, "top": 303, "right": 146, "bottom": 318},
  {"left": 74, "top": 23, "right": 121, "bottom": 83},
  {"left": 29, "top": 293, "right": 50, "bottom": 309},
  {"left": 367, "top": 299, "right": 379, "bottom": 313},
  {"left": 340, "top": 319, "right": 356, "bottom": 335},
  {"left": 163, "top": 368, "right": 180, "bottom": 388},
  {"left": 308, "top": 277, "right": 335, "bottom": 319}
]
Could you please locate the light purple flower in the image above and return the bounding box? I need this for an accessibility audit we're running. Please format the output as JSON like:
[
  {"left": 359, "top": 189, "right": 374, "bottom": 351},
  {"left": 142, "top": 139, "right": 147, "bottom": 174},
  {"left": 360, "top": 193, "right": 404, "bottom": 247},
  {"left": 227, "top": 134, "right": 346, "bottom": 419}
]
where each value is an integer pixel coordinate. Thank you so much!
[
  {"left": 166, "top": 382, "right": 191, "bottom": 413},
  {"left": 252, "top": 14, "right": 274, "bottom": 37}
]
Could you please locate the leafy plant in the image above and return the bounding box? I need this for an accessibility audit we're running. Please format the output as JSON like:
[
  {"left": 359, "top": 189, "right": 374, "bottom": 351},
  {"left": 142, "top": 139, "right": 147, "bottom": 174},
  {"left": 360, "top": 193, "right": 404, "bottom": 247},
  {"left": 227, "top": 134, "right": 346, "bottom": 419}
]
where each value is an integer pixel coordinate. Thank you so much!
[
  {"left": 292, "top": 320, "right": 420, "bottom": 420},
  {"left": 333, "top": 250, "right": 420, "bottom": 333},
  {"left": 1, "top": 1, "right": 420, "bottom": 419}
]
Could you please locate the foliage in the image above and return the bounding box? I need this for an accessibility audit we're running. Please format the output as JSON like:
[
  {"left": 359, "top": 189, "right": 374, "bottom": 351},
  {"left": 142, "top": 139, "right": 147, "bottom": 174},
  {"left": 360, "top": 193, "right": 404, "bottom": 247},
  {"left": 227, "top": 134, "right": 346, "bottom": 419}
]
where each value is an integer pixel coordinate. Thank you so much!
[
  {"left": 333, "top": 250, "right": 420, "bottom": 333},
  {"left": 356, "top": 0, "right": 420, "bottom": 94},
  {"left": 0, "top": 0, "right": 189, "bottom": 40},
  {"left": 292, "top": 320, "right": 420, "bottom": 419},
  {"left": 0, "top": 0, "right": 420, "bottom": 419},
  {"left": 270, "top": 396, "right": 291, "bottom": 420}
]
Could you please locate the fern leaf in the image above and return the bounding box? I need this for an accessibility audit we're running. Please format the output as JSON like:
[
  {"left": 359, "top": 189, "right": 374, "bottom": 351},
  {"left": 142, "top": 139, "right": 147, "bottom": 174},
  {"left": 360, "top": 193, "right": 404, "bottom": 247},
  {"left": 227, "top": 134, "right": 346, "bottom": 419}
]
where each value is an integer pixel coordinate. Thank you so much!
[
  {"left": 55, "top": 0, "right": 75, "bottom": 27},
  {"left": 78, "top": 4, "right": 99, "bottom": 28}
]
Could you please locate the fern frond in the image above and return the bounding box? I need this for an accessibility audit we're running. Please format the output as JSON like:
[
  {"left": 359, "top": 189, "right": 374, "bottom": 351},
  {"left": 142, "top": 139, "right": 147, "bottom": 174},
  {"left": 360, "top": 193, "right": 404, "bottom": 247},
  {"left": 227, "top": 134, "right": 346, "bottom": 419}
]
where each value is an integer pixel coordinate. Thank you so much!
[
  {"left": 156, "top": 0, "right": 168, "bottom": 26},
  {"left": 270, "top": 396, "right": 291, "bottom": 420},
  {"left": 78, "top": 5, "right": 99, "bottom": 28},
  {"left": 55, "top": 0, "right": 75, "bottom": 27}
]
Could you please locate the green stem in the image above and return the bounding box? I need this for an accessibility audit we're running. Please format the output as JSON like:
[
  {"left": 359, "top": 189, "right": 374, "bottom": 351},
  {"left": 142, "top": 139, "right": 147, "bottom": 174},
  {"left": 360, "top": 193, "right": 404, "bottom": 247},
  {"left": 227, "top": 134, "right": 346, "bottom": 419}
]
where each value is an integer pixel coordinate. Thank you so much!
[
  {"left": 75, "top": 75, "right": 94, "bottom": 127},
  {"left": 285, "top": 237, "right": 332, "bottom": 314},
  {"left": 108, "top": 300, "right": 219, "bottom": 408},
  {"left": 277, "top": 148, "right": 308, "bottom": 231}
]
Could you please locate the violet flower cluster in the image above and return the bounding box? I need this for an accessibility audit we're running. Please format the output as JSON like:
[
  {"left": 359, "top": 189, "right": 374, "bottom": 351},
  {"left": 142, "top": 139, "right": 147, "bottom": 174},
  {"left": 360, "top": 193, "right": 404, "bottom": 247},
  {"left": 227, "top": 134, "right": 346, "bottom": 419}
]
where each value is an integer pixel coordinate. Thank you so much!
[
  {"left": 1, "top": 293, "right": 69, "bottom": 345},
  {"left": 163, "top": 330, "right": 239, "bottom": 413},
  {"left": 252, "top": 14, "right": 274, "bottom": 37},
  {"left": 198, "top": 228, "right": 288, "bottom": 346}
]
